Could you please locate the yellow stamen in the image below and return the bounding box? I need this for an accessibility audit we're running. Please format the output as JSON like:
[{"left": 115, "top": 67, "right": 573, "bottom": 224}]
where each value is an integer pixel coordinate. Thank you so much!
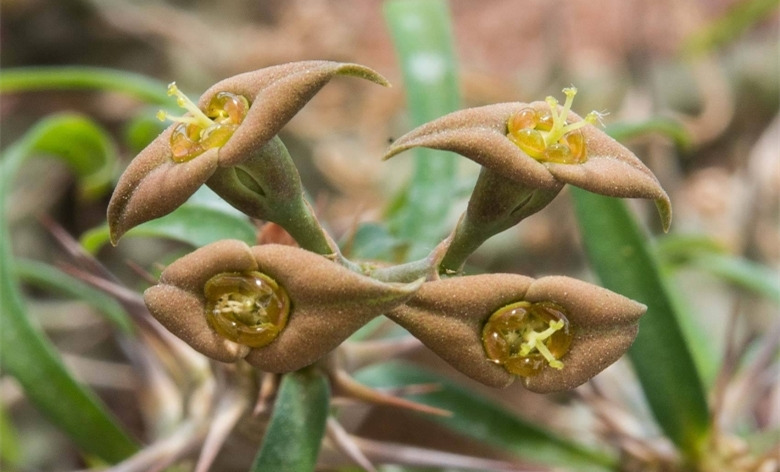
[
  {"left": 519, "top": 320, "right": 566, "bottom": 369},
  {"left": 544, "top": 87, "right": 578, "bottom": 146},
  {"left": 163, "top": 82, "right": 214, "bottom": 129}
]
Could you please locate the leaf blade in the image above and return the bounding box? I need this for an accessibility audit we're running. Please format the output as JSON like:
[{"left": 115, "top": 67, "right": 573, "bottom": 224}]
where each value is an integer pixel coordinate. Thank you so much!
[
  {"left": 1, "top": 119, "right": 139, "bottom": 461},
  {"left": 250, "top": 370, "right": 330, "bottom": 472},
  {"left": 571, "top": 188, "right": 711, "bottom": 460},
  {"left": 0, "top": 66, "right": 170, "bottom": 104}
]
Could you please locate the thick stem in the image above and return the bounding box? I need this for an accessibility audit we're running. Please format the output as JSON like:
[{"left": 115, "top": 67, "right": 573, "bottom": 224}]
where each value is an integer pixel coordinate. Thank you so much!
[
  {"left": 270, "top": 197, "right": 340, "bottom": 259},
  {"left": 368, "top": 258, "right": 432, "bottom": 283},
  {"left": 206, "top": 137, "right": 349, "bottom": 263},
  {"left": 438, "top": 168, "right": 563, "bottom": 274},
  {"left": 369, "top": 236, "right": 450, "bottom": 283}
]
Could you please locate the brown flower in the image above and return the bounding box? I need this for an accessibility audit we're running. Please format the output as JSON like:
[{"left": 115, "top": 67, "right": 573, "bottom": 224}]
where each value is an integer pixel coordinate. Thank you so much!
[
  {"left": 108, "top": 61, "right": 389, "bottom": 244},
  {"left": 386, "top": 274, "right": 646, "bottom": 393},
  {"left": 145, "top": 239, "right": 421, "bottom": 372},
  {"left": 384, "top": 89, "right": 672, "bottom": 231}
]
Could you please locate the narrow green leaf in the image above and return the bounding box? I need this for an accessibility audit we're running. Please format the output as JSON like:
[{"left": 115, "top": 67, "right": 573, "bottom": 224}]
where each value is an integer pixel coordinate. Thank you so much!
[
  {"left": 1, "top": 121, "right": 139, "bottom": 461},
  {"left": 14, "top": 258, "right": 133, "bottom": 333},
  {"left": 690, "top": 253, "right": 780, "bottom": 303},
  {"left": 606, "top": 117, "right": 692, "bottom": 151},
  {"left": 356, "top": 361, "right": 615, "bottom": 472},
  {"left": 251, "top": 370, "right": 330, "bottom": 472},
  {"left": 2, "top": 113, "right": 117, "bottom": 199},
  {"left": 656, "top": 234, "right": 780, "bottom": 303},
  {"left": 384, "top": 0, "right": 462, "bottom": 259},
  {"left": 80, "top": 187, "right": 257, "bottom": 253},
  {"left": 0, "top": 401, "right": 22, "bottom": 467},
  {"left": 571, "top": 188, "right": 710, "bottom": 461},
  {"left": 0, "top": 66, "right": 170, "bottom": 104}
]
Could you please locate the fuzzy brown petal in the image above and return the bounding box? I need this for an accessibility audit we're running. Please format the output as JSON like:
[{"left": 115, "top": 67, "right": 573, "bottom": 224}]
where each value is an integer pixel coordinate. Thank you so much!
[
  {"left": 144, "top": 284, "right": 251, "bottom": 362},
  {"left": 158, "top": 239, "right": 259, "bottom": 293},
  {"left": 244, "top": 244, "right": 422, "bottom": 372},
  {"left": 143, "top": 239, "right": 259, "bottom": 361},
  {"left": 384, "top": 103, "right": 560, "bottom": 191},
  {"left": 520, "top": 276, "right": 646, "bottom": 393},
  {"left": 385, "top": 101, "right": 672, "bottom": 230},
  {"left": 542, "top": 106, "right": 673, "bottom": 231},
  {"left": 199, "top": 61, "right": 390, "bottom": 167},
  {"left": 107, "top": 128, "right": 219, "bottom": 244},
  {"left": 523, "top": 325, "right": 638, "bottom": 393},
  {"left": 386, "top": 274, "right": 536, "bottom": 388},
  {"left": 523, "top": 276, "right": 646, "bottom": 328}
]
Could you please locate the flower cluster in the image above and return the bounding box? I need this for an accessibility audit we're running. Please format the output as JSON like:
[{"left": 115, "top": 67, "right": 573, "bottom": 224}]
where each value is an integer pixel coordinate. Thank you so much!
[{"left": 109, "top": 61, "right": 670, "bottom": 393}]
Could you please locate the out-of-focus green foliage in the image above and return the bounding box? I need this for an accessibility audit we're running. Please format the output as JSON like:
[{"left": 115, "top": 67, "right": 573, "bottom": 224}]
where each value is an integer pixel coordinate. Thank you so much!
[{"left": 0, "top": 114, "right": 139, "bottom": 463}]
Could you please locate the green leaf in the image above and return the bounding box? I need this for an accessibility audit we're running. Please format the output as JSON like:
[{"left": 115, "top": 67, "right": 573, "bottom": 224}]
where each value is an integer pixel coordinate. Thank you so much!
[
  {"left": 606, "top": 117, "right": 693, "bottom": 151},
  {"left": 346, "top": 222, "right": 407, "bottom": 261},
  {"left": 0, "top": 118, "right": 139, "bottom": 462},
  {"left": 123, "top": 111, "right": 169, "bottom": 153},
  {"left": 250, "top": 370, "right": 330, "bottom": 472},
  {"left": 80, "top": 186, "right": 257, "bottom": 253},
  {"left": 0, "top": 66, "right": 170, "bottom": 104},
  {"left": 571, "top": 189, "right": 711, "bottom": 461},
  {"left": 656, "top": 234, "right": 780, "bottom": 303},
  {"left": 2, "top": 113, "right": 117, "bottom": 199},
  {"left": 14, "top": 258, "right": 133, "bottom": 333},
  {"left": 0, "top": 401, "right": 22, "bottom": 467},
  {"left": 384, "top": 0, "right": 462, "bottom": 260},
  {"left": 355, "top": 361, "right": 616, "bottom": 472}
]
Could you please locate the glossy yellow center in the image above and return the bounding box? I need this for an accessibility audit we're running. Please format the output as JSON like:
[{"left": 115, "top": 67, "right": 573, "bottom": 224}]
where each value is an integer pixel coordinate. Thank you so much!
[
  {"left": 507, "top": 87, "right": 601, "bottom": 165},
  {"left": 157, "top": 82, "right": 250, "bottom": 162},
  {"left": 482, "top": 301, "right": 573, "bottom": 377},
  {"left": 204, "top": 271, "right": 290, "bottom": 348}
]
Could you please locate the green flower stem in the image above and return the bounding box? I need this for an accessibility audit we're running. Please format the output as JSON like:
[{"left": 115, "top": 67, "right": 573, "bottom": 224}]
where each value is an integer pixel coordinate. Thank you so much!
[
  {"left": 439, "top": 169, "right": 563, "bottom": 274},
  {"left": 368, "top": 257, "right": 433, "bottom": 283},
  {"left": 206, "top": 137, "right": 355, "bottom": 266},
  {"left": 273, "top": 198, "right": 341, "bottom": 258}
]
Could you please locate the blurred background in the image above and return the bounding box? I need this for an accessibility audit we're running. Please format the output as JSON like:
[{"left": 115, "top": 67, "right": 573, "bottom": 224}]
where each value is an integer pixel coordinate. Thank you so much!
[{"left": 1, "top": 0, "right": 778, "bottom": 470}]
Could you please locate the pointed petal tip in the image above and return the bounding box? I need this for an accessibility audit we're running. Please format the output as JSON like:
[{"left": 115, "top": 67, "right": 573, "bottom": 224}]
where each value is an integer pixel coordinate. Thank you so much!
[
  {"left": 335, "top": 63, "right": 391, "bottom": 88},
  {"left": 108, "top": 223, "right": 123, "bottom": 247},
  {"left": 382, "top": 142, "right": 412, "bottom": 161},
  {"left": 656, "top": 196, "right": 673, "bottom": 233}
]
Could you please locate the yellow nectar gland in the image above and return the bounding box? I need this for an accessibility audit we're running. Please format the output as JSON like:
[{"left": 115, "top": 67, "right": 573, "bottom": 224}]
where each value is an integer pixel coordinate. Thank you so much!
[
  {"left": 204, "top": 271, "right": 290, "bottom": 348},
  {"left": 507, "top": 87, "right": 602, "bottom": 165},
  {"left": 482, "top": 301, "right": 573, "bottom": 377},
  {"left": 157, "top": 82, "right": 250, "bottom": 162}
]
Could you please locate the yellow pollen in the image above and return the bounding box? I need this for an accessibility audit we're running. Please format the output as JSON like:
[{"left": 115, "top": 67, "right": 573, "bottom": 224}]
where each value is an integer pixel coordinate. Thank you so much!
[
  {"left": 155, "top": 82, "right": 250, "bottom": 162},
  {"left": 482, "top": 301, "right": 573, "bottom": 377},
  {"left": 161, "top": 82, "right": 214, "bottom": 129},
  {"left": 507, "top": 86, "right": 601, "bottom": 165},
  {"left": 519, "top": 320, "right": 566, "bottom": 369}
]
